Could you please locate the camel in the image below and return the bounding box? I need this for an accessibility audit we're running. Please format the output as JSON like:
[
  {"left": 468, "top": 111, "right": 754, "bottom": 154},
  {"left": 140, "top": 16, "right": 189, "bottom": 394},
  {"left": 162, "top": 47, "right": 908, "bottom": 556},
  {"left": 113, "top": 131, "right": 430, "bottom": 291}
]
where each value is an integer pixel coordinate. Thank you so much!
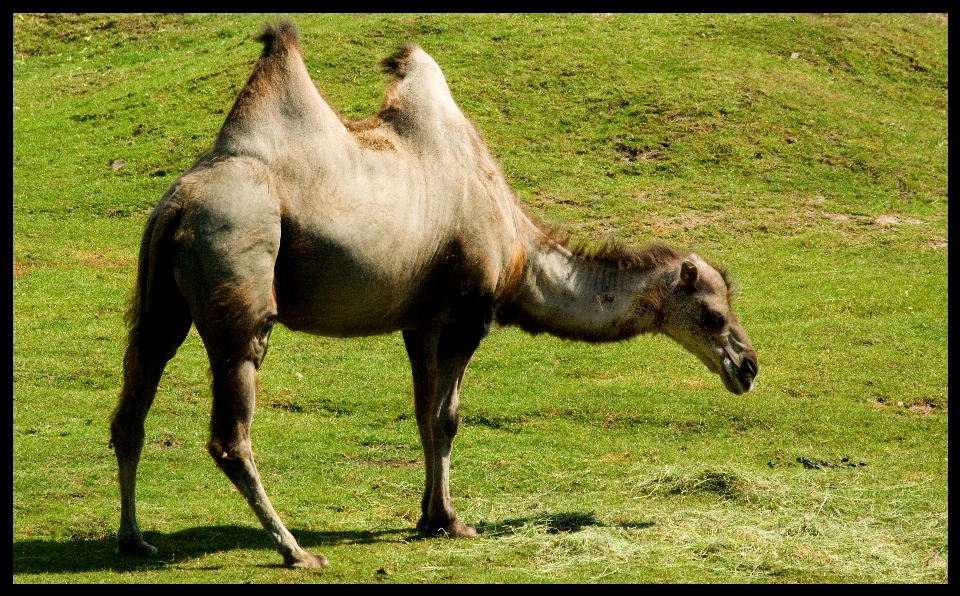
[{"left": 110, "top": 20, "right": 758, "bottom": 569}]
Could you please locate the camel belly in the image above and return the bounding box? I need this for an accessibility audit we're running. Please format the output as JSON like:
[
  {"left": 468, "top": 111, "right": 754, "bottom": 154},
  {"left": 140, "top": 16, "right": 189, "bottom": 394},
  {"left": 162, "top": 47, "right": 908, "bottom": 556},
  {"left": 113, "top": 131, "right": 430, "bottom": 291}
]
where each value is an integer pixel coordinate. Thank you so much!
[
  {"left": 272, "top": 226, "right": 503, "bottom": 337},
  {"left": 271, "top": 180, "right": 510, "bottom": 337},
  {"left": 273, "top": 257, "right": 412, "bottom": 337},
  {"left": 272, "top": 232, "right": 436, "bottom": 337}
]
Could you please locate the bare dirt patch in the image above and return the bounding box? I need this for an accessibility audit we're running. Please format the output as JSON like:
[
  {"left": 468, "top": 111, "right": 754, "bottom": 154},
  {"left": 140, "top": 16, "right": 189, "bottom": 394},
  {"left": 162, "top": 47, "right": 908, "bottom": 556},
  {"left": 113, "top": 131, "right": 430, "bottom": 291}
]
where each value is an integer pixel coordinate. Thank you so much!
[
  {"left": 822, "top": 213, "right": 850, "bottom": 222},
  {"left": 925, "top": 550, "right": 947, "bottom": 568},
  {"left": 646, "top": 214, "right": 719, "bottom": 237},
  {"left": 13, "top": 253, "right": 136, "bottom": 277},
  {"left": 869, "top": 398, "right": 943, "bottom": 415},
  {"left": 874, "top": 214, "right": 924, "bottom": 226},
  {"left": 74, "top": 252, "right": 137, "bottom": 268},
  {"left": 908, "top": 402, "right": 939, "bottom": 415},
  {"left": 13, "top": 260, "right": 30, "bottom": 277},
  {"left": 599, "top": 452, "right": 631, "bottom": 462}
]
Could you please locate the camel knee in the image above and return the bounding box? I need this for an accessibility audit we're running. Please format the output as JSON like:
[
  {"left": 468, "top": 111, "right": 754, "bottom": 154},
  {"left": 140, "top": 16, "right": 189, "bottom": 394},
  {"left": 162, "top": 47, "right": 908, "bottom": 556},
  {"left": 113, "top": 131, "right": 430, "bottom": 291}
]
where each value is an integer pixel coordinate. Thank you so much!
[
  {"left": 208, "top": 431, "right": 253, "bottom": 462},
  {"left": 208, "top": 436, "right": 254, "bottom": 474},
  {"left": 109, "top": 416, "right": 146, "bottom": 455},
  {"left": 436, "top": 406, "right": 460, "bottom": 440}
]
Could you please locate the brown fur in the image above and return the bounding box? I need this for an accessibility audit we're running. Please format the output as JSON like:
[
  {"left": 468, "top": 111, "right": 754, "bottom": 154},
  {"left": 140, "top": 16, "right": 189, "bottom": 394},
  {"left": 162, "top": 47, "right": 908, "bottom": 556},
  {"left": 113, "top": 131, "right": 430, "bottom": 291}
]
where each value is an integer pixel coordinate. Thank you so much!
[
  {"left": 530, "top": 216, "right": 686, "bottom": 272},
  {"left": 572, "top": 239, "right": 684, "bottom": 272},
  {"left": 380, "top": 43, "right": 418, "bottom": 77},
  {"left": 351, "top": 126, "right": 400, "bottom": 152},
  {"left": 254, "top": 18, "right": 301, "bottom": 55},
  {"left": 496, "top": 242, "right": 527, "bottom": 301}
]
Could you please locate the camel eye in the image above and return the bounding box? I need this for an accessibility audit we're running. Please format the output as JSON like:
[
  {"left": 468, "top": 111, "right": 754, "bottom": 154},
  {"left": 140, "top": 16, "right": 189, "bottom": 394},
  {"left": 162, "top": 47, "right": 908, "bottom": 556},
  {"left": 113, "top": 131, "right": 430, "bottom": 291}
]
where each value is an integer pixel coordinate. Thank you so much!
[{"left": 700, "top": 309, "right": 726, "bottom": 330}]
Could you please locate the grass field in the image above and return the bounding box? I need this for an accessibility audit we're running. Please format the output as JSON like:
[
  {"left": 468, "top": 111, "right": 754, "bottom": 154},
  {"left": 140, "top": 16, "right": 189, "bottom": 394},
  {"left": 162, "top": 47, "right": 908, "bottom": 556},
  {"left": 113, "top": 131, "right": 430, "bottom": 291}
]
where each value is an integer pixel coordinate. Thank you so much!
[{"left": 13, "top": 14, "right": 947, "bottom": 583}]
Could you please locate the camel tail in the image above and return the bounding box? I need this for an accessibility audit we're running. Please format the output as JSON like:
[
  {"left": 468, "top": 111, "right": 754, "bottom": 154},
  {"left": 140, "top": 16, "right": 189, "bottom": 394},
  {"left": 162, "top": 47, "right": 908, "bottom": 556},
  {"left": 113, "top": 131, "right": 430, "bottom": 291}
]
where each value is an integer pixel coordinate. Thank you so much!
[{"left": 110, "top": 201, "right": 191, "bottom": 434}]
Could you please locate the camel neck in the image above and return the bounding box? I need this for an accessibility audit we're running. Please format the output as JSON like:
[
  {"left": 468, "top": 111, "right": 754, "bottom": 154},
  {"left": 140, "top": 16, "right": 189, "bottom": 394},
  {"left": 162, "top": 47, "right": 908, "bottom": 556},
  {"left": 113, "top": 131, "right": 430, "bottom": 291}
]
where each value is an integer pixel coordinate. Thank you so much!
[{"left": 496, "top": 223, "right": 675, "bottom": 343}]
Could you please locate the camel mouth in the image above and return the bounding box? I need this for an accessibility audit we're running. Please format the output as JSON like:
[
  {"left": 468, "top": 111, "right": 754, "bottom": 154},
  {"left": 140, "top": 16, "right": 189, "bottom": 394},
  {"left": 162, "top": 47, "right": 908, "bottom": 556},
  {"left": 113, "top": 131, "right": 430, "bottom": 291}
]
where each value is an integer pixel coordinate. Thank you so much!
[
  {"left": 720, "top": 355, "right": 755, "bottom": 395},
  {"left": 683, "top": 340, "right": 756, "bottom": 395}
]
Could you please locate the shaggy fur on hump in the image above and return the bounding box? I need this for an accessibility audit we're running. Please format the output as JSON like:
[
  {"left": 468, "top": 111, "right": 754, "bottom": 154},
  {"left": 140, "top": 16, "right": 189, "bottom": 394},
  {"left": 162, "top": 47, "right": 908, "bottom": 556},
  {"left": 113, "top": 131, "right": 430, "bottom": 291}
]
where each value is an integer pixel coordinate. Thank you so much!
[
  {"left": 380, "top": 44, "right": 419, "bottom": 77},
  {"left": 254, "top": 18, "right": 301, "bottom": 56}
]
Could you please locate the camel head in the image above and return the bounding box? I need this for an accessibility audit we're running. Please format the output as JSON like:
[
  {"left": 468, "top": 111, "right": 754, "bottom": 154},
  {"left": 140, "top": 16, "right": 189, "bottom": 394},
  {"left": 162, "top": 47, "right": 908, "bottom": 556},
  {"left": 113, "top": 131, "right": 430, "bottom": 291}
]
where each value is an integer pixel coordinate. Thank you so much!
[{"left": 657, "top": 254, "right": 758, "bottom": 395}]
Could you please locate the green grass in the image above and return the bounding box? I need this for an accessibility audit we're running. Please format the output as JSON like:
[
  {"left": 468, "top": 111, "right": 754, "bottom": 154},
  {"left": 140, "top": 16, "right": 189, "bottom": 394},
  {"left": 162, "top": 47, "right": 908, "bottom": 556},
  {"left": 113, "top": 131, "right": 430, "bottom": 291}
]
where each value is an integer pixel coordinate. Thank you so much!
[{"left": 14, "top": 14, "right": 947, "bottom": 583}]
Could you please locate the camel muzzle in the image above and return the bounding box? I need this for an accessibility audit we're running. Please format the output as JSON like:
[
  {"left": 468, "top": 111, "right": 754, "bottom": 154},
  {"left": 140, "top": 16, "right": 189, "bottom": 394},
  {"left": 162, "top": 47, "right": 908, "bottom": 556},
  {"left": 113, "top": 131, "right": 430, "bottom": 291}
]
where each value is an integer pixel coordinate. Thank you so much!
[{"left": 720, "top": 350, "right": 757, "bottom": 395}]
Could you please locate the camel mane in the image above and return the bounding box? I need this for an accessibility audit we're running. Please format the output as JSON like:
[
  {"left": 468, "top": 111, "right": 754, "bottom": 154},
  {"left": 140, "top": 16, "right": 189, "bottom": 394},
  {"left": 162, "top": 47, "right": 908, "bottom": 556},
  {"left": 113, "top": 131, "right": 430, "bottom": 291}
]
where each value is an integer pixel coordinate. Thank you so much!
[
  {"left": 533, "top": 219, "right": 677, "bottom": 269},
  {"left": 535, "top": 221, "right": 737, "bottom": 295}
]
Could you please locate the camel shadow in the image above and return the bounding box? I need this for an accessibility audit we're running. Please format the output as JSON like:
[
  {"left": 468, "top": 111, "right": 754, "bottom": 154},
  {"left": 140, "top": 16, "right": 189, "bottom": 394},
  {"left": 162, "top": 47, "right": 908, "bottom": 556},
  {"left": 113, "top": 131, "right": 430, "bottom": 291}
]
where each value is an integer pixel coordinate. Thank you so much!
[
  {"left": 13, "top": 524, "right": 418, "bottom": 575},
  {"left": 477, "top": 510, "right": 655, "bottom": 536},
  {"left": 14, "top": 513, "right": 655, "bottom": 575}
]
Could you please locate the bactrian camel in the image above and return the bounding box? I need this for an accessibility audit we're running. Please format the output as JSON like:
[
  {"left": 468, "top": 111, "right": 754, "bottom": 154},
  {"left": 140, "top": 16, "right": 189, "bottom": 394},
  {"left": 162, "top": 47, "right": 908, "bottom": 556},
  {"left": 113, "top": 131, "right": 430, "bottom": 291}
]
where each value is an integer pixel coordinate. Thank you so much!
[{"left": 110, "top": 20, "right": 758, "bottom": 568}]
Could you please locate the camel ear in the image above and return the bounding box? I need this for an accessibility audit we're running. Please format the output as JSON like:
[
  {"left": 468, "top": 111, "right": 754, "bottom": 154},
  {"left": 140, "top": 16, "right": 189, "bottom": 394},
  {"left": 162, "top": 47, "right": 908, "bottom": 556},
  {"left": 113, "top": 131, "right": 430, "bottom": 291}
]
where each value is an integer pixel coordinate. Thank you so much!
[{"left": 679, "top": 260, "right": 698, "bottom": 290}]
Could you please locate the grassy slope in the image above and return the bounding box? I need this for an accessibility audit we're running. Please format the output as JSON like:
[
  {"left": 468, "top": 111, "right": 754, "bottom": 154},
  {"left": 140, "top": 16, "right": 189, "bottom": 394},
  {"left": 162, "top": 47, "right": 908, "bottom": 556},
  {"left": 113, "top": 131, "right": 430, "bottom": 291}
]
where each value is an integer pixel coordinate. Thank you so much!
[{"left": 14, "top": 14, "right": 947, "bottom": 583}]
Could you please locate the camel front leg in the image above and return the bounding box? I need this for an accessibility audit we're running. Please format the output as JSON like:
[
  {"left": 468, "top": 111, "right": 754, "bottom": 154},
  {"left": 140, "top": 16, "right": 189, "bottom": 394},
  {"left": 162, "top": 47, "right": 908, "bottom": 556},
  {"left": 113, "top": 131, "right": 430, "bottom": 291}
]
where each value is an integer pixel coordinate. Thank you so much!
[
  {"left": 402, "top": 328, "right": 440, "bottom": 530},
  {"left": 208, "top": 357, "right": 328, "bottom": 568},
  {"left": 403, "top": 316, "right": 486, "bottom": 538},
  {"left": 425, "top": 364, "right": 476, "bottom": 538}
]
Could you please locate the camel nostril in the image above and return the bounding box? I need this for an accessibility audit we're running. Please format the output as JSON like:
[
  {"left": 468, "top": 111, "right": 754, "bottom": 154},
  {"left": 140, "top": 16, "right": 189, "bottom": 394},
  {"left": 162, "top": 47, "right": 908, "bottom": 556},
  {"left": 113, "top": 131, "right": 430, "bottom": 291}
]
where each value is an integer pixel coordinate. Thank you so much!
[{"left": 742, "top": 357, "right": 757, "bottom": 378}]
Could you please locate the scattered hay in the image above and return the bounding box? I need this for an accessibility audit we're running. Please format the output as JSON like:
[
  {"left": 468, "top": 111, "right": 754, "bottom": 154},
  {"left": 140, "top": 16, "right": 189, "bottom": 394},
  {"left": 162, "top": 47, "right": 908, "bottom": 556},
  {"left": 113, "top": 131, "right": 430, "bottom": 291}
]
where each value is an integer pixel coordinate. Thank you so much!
[
  {"left": 667, "top": 470, "right": 747, "bottom": 500},
  {"left": 639, "top": 468, "right": 751, "bottom": 502},
  {"left": 372, "top": 459, "right": 420, "bottom": 468}
]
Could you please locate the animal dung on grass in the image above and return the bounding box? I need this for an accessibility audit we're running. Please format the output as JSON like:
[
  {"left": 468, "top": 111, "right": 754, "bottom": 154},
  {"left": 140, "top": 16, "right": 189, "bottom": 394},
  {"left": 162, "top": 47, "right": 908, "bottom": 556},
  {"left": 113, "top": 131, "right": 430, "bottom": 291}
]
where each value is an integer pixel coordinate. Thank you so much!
[{"left": 109, "top": 19, "right": 758, "bottom": 569}]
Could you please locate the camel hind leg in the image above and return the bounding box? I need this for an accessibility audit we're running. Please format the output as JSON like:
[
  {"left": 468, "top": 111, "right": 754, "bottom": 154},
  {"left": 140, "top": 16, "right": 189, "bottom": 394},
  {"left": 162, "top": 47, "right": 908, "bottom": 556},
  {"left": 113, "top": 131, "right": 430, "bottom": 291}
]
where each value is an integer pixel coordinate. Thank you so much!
[
  {"left": 110, "top": 253, "right": 192, "bottom": 556},
  {"left": 193, "top": 284, "right": 328, "bottom": 568},
  {"left": 164, "top": 156, "right": 324, "bottom": 567}
]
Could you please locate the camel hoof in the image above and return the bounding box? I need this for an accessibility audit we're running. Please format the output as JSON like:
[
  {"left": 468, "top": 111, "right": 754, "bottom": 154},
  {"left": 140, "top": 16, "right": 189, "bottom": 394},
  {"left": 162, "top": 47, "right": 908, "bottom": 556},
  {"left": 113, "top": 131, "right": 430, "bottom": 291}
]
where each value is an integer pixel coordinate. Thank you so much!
[
  {"left": 116, "top": 539, "right": 158, "bottom": 557},
  {"left": 284, "top": 551, "right": 330, "bottom": 569},
  {"left": 446, "top": 520, "right": 478, "bottom": 538},
  {"left": 419, "top": 518, "right": 478, "bottom": 538}
]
